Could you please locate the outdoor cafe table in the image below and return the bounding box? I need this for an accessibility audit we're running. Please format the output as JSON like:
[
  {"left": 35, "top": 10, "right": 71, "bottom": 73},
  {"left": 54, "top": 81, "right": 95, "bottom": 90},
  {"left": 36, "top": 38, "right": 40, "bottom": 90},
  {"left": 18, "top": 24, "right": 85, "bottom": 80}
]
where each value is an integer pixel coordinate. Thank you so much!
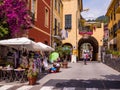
[
  {"left": 2, "top": 68, "right": 14, "bottom": 82},
  {"left": 14, "top": 69, "right": 26, "bottom": 83}
]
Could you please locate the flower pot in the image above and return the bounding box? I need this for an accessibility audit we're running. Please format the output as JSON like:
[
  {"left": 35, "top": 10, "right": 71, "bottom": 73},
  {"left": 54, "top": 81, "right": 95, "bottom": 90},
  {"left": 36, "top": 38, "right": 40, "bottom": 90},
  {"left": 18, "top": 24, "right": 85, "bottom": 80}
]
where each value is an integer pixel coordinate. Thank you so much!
[
  {"left": 62, "top": 62, "right": 68, "bottom": 68},
  {"left": 28, "top": 77, "right": 37, "bottom": 85}
]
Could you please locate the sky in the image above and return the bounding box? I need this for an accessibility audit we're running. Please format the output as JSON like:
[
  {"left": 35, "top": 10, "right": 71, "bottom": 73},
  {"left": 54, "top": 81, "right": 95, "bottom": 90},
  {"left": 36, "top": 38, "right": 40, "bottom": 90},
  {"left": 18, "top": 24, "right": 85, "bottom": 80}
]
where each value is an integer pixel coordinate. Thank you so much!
[{"left": 81, "top": 0, "right": 112, "bottom": 20}]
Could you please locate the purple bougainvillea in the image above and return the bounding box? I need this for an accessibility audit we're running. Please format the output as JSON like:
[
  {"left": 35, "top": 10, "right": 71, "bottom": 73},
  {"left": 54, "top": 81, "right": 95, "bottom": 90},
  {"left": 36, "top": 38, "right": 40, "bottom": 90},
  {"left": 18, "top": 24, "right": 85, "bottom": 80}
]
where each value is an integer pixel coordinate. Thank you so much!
[{"left": 0, "top": 0, "right": 32, "bottom": 36}]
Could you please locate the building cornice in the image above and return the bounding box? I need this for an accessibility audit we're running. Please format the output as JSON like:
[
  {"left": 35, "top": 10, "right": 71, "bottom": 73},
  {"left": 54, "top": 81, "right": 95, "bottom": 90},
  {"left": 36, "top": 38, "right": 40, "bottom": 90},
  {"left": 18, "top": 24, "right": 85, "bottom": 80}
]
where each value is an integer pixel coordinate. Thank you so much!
[
  {"left": 106, "top": 0, "right": 116, "bottom": 16},
  {"left": 31, "top": 25, "right": 50, "bottom": 36}
]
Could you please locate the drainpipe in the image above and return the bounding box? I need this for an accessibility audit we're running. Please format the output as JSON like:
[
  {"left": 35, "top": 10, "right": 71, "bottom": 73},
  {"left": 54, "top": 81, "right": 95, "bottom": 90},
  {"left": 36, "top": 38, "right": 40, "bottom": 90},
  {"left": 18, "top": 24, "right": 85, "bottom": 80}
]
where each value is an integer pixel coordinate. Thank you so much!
[
  {"left": 76, "top": 10, "right": 79, "bottom": 50},
  {"left": 50, "top": 0, "right": 53, "bottom": 47},
  {"left": 75, "top": 9, "right": 80, "bottom": 59}
]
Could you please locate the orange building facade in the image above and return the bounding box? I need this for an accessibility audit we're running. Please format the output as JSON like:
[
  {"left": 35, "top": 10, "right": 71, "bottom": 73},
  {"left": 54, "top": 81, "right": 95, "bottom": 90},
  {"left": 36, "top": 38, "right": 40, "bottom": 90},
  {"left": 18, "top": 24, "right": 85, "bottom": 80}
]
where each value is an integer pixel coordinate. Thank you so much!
[{"left": 28, "top": 0, "right": 52, "bottom": 45}]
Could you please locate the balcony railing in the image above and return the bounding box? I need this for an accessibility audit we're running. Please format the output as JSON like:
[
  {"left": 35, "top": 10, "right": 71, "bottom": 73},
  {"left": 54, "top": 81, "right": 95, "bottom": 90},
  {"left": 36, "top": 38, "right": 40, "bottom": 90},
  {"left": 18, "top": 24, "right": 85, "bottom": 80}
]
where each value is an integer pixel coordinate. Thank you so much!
[
  {"left": 79, "top": 26, "right": 93, "bottom": 35},
  {"left": 79, "top": 31, "right": 93, "bottom": 35}
]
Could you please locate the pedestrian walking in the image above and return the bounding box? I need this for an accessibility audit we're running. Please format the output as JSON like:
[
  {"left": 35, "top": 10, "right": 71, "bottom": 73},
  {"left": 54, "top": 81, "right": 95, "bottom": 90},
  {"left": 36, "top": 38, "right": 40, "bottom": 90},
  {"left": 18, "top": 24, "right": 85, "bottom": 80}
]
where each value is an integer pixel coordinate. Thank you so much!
[{"left": 83, "top": 52, "right": 88, "bottom": 65}]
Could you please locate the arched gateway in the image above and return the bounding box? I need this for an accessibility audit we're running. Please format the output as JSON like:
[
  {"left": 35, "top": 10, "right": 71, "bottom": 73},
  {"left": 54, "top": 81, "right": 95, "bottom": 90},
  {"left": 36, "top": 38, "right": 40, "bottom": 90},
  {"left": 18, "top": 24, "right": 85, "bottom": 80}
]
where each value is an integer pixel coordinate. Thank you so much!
[{"left": 78, "top": 36, "right": 99, "bottom": 61}]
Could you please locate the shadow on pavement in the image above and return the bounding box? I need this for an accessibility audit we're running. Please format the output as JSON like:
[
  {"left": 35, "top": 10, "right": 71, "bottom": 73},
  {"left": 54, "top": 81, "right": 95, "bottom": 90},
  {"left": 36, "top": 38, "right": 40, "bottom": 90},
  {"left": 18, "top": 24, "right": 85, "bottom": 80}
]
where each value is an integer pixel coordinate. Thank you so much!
[
  {"left": 101, "top": 74, "right": 120, "bottom": 81},
  {"left": 42, "top": 79, "right": 120, "bottom": 89}
]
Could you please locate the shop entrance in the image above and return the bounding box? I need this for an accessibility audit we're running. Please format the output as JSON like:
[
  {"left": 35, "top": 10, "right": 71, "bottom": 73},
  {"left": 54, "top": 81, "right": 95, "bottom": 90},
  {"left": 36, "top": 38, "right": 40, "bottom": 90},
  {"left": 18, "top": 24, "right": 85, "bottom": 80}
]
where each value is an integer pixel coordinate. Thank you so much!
[{"left": 78, "top": 36, "right": 99, "bottom": 61}]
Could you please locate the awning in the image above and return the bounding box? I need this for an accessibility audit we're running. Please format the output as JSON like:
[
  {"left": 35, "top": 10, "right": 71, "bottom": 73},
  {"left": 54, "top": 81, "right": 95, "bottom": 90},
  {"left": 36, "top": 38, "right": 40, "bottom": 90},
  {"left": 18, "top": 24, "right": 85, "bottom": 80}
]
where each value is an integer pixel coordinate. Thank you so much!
[
  {"left": 37, "top": 42, "right": 54, "bottom": 51},
  {"left": 0, "top": 37, "right": 42, "bottom": 51}
]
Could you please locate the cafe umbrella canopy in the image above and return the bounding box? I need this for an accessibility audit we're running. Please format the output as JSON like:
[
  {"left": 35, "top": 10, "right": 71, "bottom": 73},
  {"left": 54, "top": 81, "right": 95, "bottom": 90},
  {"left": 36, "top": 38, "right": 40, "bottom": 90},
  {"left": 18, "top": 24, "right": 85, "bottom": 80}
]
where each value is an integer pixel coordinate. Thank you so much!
[
  {"left": 0, "top": 37, "right": 42, "bottom": 51},
  {"left": 37, "top": 42, "right": 54, "bottom": 51}
]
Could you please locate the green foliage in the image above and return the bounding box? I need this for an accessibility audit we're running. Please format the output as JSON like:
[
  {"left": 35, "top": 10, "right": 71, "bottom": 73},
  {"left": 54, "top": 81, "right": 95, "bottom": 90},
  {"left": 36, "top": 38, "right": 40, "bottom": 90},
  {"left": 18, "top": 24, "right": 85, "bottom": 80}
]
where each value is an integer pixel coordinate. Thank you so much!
[
  {"left": 95, "top": 15, "right": 109, "bottom": 23},
  {"left": 0, "top": 0, "right": 32, "bottom": 37},
  {"left": 55, "top": 46, "right": 64, "bottom": 57},
  {"left": 112, "top": 51, "right": 120, "bottom": 56},
  {"left": 106, "top": 49, "right": 120, "bottom": 56},
  {"left": 27, "top": 58, "right": 38, "bottom": 78},
  {"left": 0, "top": 26, "right": 9, "bottom": 37},
  {"left": 5, "top": 61, "right": 14, "bottom": 66},
  {"left": 27, "top": 69, "right": 38, "bottom": 78},
  {"left": 55, "top": 45, "right": 71, "bottom": 58},
  {"left": 106, "top": 49, "right": 112, "bottom": 54},
  {"left": 62, "top": 46, "right": 71, "bottom": 55}
]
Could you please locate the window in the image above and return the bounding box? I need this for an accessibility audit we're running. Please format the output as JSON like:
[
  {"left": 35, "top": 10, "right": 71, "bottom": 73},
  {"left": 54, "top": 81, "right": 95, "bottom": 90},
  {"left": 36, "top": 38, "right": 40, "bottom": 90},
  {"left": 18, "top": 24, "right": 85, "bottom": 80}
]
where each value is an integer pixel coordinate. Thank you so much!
[
  {"left": 55, "top": 0, "right": 57, "bottom": 10},
  {"left": 111, "top": 13, "right": 113, "bottom": 20},
  {"left": 31, "top": 0, "right": 37, "bottom": 19},
  {"left": 65, "top": 14, "right": 72, "bottom": 29},
  {"left": 58, "top": 22, "right": 60, "bottom": 32},
  {"left": 113, "top": 24, "right": 117, "bottom": 32},
  {"left": 118, "top": 20, "right": 120, "bottom": 29},
  {"left": 58, "top": 2, "right": 60, "bottom": 14},
  {"left": 54, "top": 18, "right": 57, "bottom": 35},
  {"left": 45, "top": 7, "right": 49, "bottom": 27},
  {"left": 114, "top": 8, "right": 116, "bottom": 20}
]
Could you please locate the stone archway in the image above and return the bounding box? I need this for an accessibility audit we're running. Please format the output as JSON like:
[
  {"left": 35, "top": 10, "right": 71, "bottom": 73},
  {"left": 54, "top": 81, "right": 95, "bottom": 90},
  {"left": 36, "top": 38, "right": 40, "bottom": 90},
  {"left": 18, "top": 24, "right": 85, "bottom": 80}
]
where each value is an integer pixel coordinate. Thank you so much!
[
  {"left": 78, "top": 36, "right": 99, "bottom": 61},
  {"left": 62, "top": 43, "right": 73, "bottom": 48}
]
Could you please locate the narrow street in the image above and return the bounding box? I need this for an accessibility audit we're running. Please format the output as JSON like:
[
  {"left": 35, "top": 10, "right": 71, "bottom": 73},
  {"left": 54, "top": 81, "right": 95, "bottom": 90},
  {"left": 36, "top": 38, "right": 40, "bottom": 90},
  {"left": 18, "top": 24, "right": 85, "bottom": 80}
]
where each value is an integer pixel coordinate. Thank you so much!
[
  {"left": 35, "top": 61, "right": 120, "bottom": 90},
  {"left": 0, "top": 0, "right": 119, "bottom": 90},
  {"left": 1, "top": 61, "right": 120, "bottom": 90}
]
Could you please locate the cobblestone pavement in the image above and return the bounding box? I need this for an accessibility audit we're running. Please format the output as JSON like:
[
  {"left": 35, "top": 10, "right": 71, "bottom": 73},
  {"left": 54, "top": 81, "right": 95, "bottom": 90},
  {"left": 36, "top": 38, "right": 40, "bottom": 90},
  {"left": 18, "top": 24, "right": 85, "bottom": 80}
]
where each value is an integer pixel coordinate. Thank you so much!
[{"left": 0, "top": 61, "right": 120, "bottom": 90}]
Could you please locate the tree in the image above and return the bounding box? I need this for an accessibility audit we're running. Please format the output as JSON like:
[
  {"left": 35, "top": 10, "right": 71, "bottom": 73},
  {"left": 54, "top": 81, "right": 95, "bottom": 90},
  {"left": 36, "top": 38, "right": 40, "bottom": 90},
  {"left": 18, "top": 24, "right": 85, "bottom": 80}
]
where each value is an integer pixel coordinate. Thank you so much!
[
  {"left": 0, "top": 0, "right": 32, "bottom": 38},
  {"left": 55, "top": 45, "right": 71, "bottom": 60},
  {"left": 0, "top": 1, "right": 9, "bottom": 38}
]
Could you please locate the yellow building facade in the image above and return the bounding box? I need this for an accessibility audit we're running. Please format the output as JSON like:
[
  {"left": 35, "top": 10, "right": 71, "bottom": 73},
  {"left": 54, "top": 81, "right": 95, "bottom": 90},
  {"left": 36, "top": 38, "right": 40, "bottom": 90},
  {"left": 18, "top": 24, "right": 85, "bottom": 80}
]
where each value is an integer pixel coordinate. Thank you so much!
[
  {"left": 61, "top": 0, "right": 104, "bottom": 61},
  {"left": 106, "top": 0, "right": 120, "bottom": 51},
  {"left": 52, "top": 0, "right": 63, "bottom": 48},
  {"left": 62, "top": 0, "right": 83, "bottom": 49}
]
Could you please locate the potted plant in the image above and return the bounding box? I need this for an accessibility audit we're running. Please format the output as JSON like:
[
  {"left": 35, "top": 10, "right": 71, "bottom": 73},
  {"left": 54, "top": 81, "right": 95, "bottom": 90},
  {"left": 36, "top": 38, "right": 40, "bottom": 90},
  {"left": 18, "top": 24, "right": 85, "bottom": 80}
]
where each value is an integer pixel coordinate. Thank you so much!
[
  {"left": 27, "top": 68, "right": 38, "bottom": 85},
  {"left": 62, "top": 59, "right": 68, "bottom": 68},
  {"left": 27, "top": 58, "right": 38, "bottom": 85},
  {"left": 55, "top": 46, "right": 71, "bottom": 68}
]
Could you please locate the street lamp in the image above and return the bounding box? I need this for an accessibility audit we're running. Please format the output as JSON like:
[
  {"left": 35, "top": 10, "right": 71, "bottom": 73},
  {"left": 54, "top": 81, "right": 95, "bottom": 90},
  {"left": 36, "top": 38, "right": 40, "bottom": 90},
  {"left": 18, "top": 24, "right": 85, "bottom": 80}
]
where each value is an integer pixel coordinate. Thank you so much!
[{"left": 82, "top": 8, "right": 89, "bottom": 12}]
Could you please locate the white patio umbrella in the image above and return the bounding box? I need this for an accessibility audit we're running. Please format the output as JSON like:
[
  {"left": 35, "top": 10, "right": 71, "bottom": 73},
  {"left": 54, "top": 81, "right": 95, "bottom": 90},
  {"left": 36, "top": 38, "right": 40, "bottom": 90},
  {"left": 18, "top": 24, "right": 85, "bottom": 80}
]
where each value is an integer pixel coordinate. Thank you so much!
[
  {"left": 37, "top": 42, "right": 55, "bottom": 51},
  {"left": 0, "top": 37, "right": 42, "bottom": 51}
]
